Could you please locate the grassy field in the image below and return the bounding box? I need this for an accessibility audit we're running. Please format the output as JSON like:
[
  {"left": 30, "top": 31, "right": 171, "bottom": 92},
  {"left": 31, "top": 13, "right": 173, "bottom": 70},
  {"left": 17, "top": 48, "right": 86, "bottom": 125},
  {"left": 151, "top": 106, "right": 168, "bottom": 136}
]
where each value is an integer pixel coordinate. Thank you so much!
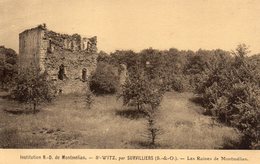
[{"left": 0, "top": 91, "right": 239, "bottom": 149}]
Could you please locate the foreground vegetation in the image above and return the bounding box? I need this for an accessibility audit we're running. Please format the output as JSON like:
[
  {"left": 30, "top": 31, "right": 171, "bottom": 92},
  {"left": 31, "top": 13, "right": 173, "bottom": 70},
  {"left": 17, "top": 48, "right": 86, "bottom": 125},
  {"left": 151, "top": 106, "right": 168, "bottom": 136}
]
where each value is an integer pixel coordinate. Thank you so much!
[{"left": 0, "top": 91, "right": 238, "bottom": 149}]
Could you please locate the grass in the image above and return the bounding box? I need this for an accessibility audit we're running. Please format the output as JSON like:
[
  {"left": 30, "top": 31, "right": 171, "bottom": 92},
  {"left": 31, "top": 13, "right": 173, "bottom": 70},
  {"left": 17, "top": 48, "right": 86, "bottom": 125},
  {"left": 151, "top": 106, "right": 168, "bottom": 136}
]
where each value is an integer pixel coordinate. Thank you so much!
[{"left": 0, "top": 90, "right": 239, "bottom": 149}]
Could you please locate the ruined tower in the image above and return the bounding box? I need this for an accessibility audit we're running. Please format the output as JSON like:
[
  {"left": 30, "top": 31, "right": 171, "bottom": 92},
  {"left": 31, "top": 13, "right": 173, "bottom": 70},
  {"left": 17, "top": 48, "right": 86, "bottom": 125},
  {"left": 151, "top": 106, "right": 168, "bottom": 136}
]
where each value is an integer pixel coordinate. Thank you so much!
[{"left": 19, "top": 24, "right": 98, "bottom": 94}]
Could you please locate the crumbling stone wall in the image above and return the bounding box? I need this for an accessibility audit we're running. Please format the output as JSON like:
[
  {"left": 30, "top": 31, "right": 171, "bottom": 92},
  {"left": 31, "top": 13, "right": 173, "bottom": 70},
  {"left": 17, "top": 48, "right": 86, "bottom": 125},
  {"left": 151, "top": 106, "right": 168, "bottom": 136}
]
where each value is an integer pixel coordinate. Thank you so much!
[
  {"left": 45, "top": 48, "right": 97, "bottom": 94},
  {"left": 44, "top": 30, "right": 97, "bottom": 53},
  {"left": 19, "top": 25, "right": 47, "bottom": 71},
  {"left": 118, "top": 64, "right": 127, "bottom": 85},
  {"left": 19, "top": 24, "right": 98, "bottom": 94}
]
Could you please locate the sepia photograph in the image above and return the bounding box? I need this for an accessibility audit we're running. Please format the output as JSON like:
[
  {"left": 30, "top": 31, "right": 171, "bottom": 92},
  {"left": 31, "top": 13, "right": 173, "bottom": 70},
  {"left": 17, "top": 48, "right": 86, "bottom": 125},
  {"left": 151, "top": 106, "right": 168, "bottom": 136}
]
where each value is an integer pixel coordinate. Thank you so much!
[{"left": 0, "top": 0, "right": 259, "bottom": 153}]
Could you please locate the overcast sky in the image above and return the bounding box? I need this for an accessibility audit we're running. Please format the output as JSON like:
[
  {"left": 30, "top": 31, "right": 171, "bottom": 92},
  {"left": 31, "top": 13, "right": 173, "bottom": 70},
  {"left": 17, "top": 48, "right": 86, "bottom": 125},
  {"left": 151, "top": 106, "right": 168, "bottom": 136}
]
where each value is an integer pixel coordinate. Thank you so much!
[{"left": 0, "top": 0, "right": 260, "bottom": 54}]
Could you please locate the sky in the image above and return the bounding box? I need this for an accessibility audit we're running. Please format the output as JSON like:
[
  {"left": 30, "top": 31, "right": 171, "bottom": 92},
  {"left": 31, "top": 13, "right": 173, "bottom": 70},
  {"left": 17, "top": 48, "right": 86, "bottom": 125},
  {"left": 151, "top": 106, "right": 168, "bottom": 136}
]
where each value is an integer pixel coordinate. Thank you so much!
[{"left": 0, "top": 0, "right": 260, "bottom": 54}]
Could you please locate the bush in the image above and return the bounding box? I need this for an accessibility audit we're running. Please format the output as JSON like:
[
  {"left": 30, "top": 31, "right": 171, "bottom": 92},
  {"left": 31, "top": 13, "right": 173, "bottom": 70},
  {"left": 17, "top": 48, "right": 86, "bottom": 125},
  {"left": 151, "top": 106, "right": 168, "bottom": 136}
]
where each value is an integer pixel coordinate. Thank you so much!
[
  {"left": 89, "top": 62, "right": 119, "bottom": 95},
  {"left": 86, "top": 90, "right": 95, "bottom": 109},
  {"left": 171, "top": 76, "right": 185, "bottom": 92}
]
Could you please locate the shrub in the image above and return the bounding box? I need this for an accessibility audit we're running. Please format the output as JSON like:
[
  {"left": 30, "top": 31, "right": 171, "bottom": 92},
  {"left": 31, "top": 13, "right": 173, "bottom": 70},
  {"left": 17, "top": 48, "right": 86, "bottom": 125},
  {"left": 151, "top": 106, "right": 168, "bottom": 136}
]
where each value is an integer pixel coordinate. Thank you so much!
[
  {"left": 89, "top": 62, "right": 119, "bottom": 95},
  {"left": 171, "top": 76, "right": 185, "bottom": 92},
  {"left": 86, "top": 90, "right": 95, "bottom": 109}
]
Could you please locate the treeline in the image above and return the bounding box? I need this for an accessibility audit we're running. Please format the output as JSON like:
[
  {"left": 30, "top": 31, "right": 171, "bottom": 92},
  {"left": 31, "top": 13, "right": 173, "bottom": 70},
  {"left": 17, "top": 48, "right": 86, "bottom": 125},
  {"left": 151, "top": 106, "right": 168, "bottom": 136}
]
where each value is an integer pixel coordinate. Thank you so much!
[
  {"left": 97, "top": 47, "right": 238, "bottom": 92},
  {"left": 0, "top": 46, "right": 18, "bottom": 89},
  {"left": 96, "top": 44, "right": 260, "bottom": 149}
]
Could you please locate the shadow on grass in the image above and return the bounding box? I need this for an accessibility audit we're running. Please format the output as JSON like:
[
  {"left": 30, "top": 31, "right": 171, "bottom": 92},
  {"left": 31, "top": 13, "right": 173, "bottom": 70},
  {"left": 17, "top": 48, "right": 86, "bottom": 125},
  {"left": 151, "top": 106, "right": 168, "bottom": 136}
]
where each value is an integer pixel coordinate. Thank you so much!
[
  {"left": 222, "top": 136, "right": 259, "bottom": 150},
  {"left": 0, "top": 91, "right": 12, "bottom": 100},
  {"left": 188, "top": 96, "right": 207, "bottom": 114},
  {"left": 0, "top": 94, "right": 12, "bottom": 99},
  {"left": 4, "top": 108, "right": 40, "bottom": 115},
  {"left": 130, "top": 140, "right": 170, "bottom": 149},
  {"left": 115, "top": 109, "right": 147, "bottom": 120},
  {"left": 189, "top": 96, "right": 204, "bottom": 106}
]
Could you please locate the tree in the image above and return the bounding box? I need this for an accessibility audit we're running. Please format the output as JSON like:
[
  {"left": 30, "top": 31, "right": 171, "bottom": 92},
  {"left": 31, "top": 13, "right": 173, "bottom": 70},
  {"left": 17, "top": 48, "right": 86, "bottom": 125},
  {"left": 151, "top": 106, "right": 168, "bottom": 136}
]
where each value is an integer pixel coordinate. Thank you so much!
[
  {"left": 12, "top": 67, "right": 56, "bottom": 113},
  {"left": 196, "top": 44, "right": 260, "bottom": 149},
  {"left": 120, "top": 62, "right": 165, "bottom": 146}
]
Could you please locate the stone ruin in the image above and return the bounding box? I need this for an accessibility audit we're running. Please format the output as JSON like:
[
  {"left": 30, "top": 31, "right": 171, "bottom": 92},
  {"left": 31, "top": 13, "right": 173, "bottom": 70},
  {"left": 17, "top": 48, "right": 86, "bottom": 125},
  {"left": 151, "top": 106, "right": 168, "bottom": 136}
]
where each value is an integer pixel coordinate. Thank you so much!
[
  {"left": 118, "top": 64, "right": 127, "bottom": 85},
  {"left": 18, "top": 24, "right": 98, "bottom": 94}
]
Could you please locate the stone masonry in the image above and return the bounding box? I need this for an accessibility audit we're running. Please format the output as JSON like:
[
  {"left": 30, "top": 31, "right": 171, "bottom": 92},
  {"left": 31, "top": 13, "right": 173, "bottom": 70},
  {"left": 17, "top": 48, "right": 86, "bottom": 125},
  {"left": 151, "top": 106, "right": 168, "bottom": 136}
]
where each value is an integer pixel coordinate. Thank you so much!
[{"left": 18, "top": 24, "right": 98, "bottom": 94}]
